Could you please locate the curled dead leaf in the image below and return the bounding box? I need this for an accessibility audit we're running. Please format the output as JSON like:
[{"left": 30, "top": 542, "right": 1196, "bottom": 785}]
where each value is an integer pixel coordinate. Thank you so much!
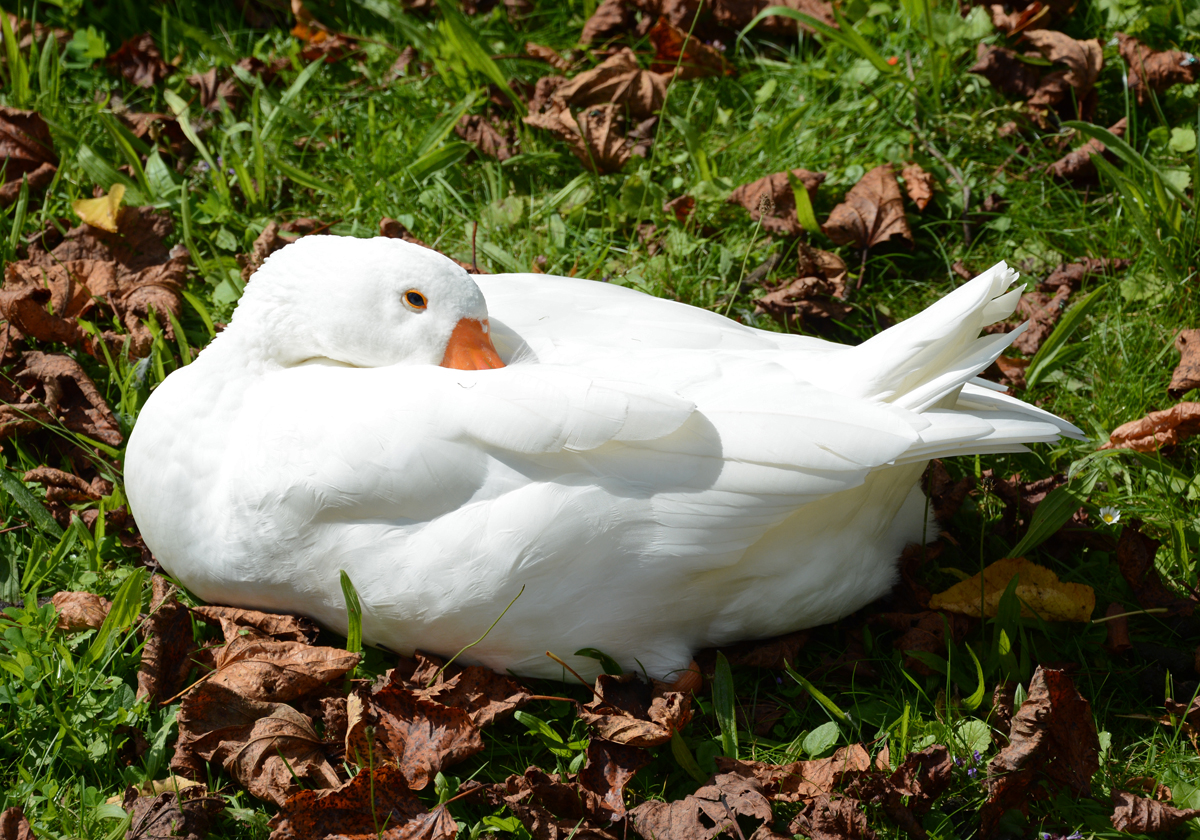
[
  {"left": 0, "top": 352, "right": 123, "bottom": 446},
  {"left": 51, "top": 591, "right": 112, "bottom": 631},
  {"left": 137, "top": 575, "right": 200, "bottom": 703},
  {"left": 1116, "top": 525, "right": 1197, "bottom": 618},
  {"left": 980, "top": 667, "right": 1099, "bottom": 838},
  {"left": 122, "top": 784, "right": 222, "bottom": 840},
  {"left": 207, "top": 634, "right": 359, "bottom": 703},
  {"left": 192, "top": 604, "right": 319, "bottom": 644},
  {"left": 554, "top": 48, "right": 667, "bottom": 120},
  {"left": 0, "top": 107, "right": 57, "bottom": 207},
  {"left": 929, "top": 557, "right": 1095, "bottom": 622},
  {"left": 729, "top": 169, "right": 825, "bottom": 236},
  {"left": 578, "top": 673, "right": 691, "bottom": 747},
  {"left": 1024, "top": 29, "right": 1102, "bottom": 105},
  {"left": 25, "top": 467, "right": 109, "bottom": 503},
  {"left": 464, "top": 767, "right": 621, "bottom": 840},
  {"left": 754, "top": 245, "right": 849, "bottom": 330},
  {"left": 1048, "top": 118, "right": 1127, "bottom": 182},
  {"left": 1102, "top": 402, "right": 1200, "bottom": 453},
  {"left": 900, "top": 163, "right": 935, "bottom": 211},
  {"left": 1111, "top": 790, "right": 1200, "bottom": 833},
  {"left": 455, "top": 114, "right": 516, "bottom": 162},
  {"left": 630, "top": 773, "right": 773, "bottom": 840},
  {"left": 73, "top": 184, "right": 126, "bottom": 233},
  {"left": 525, "top": 103, "right": 633, "bottom": 174},
  {"left": 648, "top": 18, "right": 734, "bottom": 80},
  {"left": 1117, "top": 33, "right": 1200, "bottom": 105},
  {"left": 822, "top": 164, "right": 913, "bottom": 250},
  {"left": 1169, "top": 330, "right": 1200, "bottom": 398},
  {"left": 717, "top": 744, "right": 874, "bottom": 804},
  {"left": 789, "top": 794, "right": 874, "bottom": 840},
  {"left": 0, "top": 807, "right": 35, "bottom": 840},
  {"left": 581, "top": 0, "right": 636, "bottom": 43},
  {"left": 579, "top": 739, "right": 651, "bottom": 815},
  {"left": 106, "top": 33, "right": 173, "bottom": 88}
]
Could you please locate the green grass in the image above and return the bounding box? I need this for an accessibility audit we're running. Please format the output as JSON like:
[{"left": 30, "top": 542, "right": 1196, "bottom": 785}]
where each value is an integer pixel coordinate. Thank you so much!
[{"left": 2, "top": 0, "right": 1200, "bottom": 837}]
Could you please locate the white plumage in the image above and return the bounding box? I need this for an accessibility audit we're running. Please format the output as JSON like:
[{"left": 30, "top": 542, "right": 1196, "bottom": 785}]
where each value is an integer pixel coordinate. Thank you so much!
[{"left": 124, "top": 236, "right": 1082, "bottom": 681}]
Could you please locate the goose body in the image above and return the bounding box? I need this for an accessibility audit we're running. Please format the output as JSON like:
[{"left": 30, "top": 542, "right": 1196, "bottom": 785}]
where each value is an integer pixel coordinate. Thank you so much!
[{"left": 125, "top": 236, "right": 1082, "bottom": 681}]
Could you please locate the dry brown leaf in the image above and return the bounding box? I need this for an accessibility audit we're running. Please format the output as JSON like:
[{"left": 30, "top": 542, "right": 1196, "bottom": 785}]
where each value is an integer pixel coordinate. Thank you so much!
[
  {"left": 191, "top": 604, "right": 319, "bottom": 644},
  {"left": 106, "top": 33, "right": 173, "bottom": 88},
  {"left": 186, "top": 67, "right": 242, "bottom": 112},
  {"left": 969, "top": 44, "right": 1042, "bottom": 99},
  {"left": 525, "top": 103, "right": 632, "bottom": 174},
  {"left": 980, "top": 667, "right": 1100, "bottom": 838},
  {"left": 1103, "top": 402, "right": 1200, "bottom": 453},
  {"left": 754, "top": 245, "right": 850, "bottom": 329},
  {"left": 269, "top": 765, "right": 457, "bottom": 840},
  {"left": 1041, "top": 256, "right": 1132, "bottom": 292},
  {"left": 1115, "top": 526, "right": 1197, "bottom": 617},
  {"left": 72, "top": 183, "right": 126, "bottom": 233},
  {"left": 0, "top": 107, "right": 57, "bottom": 206},
  {"left": 123, "top": 785, "right": 222, "bottom": 840},
  {"left": 994, "top": 355, "right": 1029, "bottom": 389},
  {"left": 929, "top": 557, "right": 1095, "bottom": 622},
  {"left": 525, "top": 42, "right": 572, "bottom": 72},
  {"left": 1163, "top": 696, "right": 1200, "bottom": 752},
  {"left": 1117, "top": 33, "right": 1200, "bottom": 105},
  {"left": 24, "top": 467, "right": 109, "bottom": 503},
  {"left": 630, "top": 773, "right": 773, "bottom": 840},
  {"left": 0, "top": 352, "right": 123, "bottom": 446},
  {"left": 237, "top": 221, "right": 295, "bottom": 282},
  {"left": 663, "top": 194, "right": 695, "bottom": 221},
  {"left": 648, "top": 17, "right": 734, "bottom": 80},
  {"left": 822, "top": 164, "right": 913, "bottom": 250},
  {"left": 1023, "top": 30, "right": 1102, "bottom": 102},
  {"left": 579, "top": 739, "right": 651, "bottom": 815},
  {"left": 0, "top": 807, "right": 35, "bottom": 840},
  {"left": 789, "top": 794, "right": 875, "bottom": 840},
  {"left": 581, "top": 0, "right": 637, "bottom": 43},
  {"left": 696, "top": 629, "right": 808, "bottom": 673},
  {"left": 988, "top": 2, "right": 1050, "bottom": 34},
  {"left": 1169, "top": 329, "right": 1200, "bottom": 398},
  {"left": 555, "top": 48, "right": 667, "bottom": 119},
  {"left": 872, "top": 611, "right": 970, "bottom": 676},
  {"left": 345, "top": 676, "right": 483, "bottom": 790},
  {"left": 392, "top": 652, "right": 531, "bottom": 728},
  {"left": 1103, "top": 602, "right": 1133, "bottom": 654},
  {"left": 717, "top": 745, "right": 873, "bottom": 804},
  {"left": 1010, "top": 286, "right": 1071, "bottom": 354},
  {"left": 465, "top": 768, "right": 620, "bottom": 840},
  {"left": 578, "top": 673, "right": 692, "bottom": 747},
  {"left": 1048, "top": 118, "right": 1127, "bottom": 182},
  {"left": 107, "top": 777, "right": 205, "bottom": 804},
  {"left": 137, "top": 575, "right": 199, "bottom": 703},
  {"left": 1111, "top": 790, "right": 1200, "bottom": 833},
  {"left": 454, "top": 114, "right": 516, "bottom": 161},
  {"left": 846, "top": 745, "right": 954, "bottom": 830},
  {"left": 900, "top": 163, "right": 935, "bottom": 211},
  {"left": 208, "top": 635, "right": 359, "bottom": 703},
  {"left": 51, "top": 591, "right": 112, "bottom": 631},
  {"left": 729, "top": 168, "right": 826, "bottom": 236},
  {"left": 709, "top": 0, "right": 835, "bottom": 35}
]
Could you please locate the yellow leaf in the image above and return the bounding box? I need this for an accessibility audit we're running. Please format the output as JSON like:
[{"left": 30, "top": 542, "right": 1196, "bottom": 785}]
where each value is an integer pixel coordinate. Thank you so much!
[
  {"left": 72, "top": 183, "right": 125, "bottom": 232},
  {"left": 928, "top": 557, "right": 1095, "bottom": 622}
]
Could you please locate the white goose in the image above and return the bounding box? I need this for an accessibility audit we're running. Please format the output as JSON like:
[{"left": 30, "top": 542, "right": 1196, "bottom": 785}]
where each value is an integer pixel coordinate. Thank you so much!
[{"left": 125, "top": 236, "right": 1082, "bottom": 681}]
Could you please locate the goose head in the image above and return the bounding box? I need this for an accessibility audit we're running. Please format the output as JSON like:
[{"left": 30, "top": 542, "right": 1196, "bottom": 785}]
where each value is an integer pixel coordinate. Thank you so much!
[{"left": 217, "top": 235, "right": 505, "bottom": 370}]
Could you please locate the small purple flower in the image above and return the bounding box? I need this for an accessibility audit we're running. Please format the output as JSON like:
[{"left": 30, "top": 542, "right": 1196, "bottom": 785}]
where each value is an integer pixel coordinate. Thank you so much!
[
  {"left": 954, "top": 756, "right": 963, "bottom": 766},
  {"left": 967, "top": 767, "right": 977, "bottom": 778},
  {"left": 973, "top": 750, "right": 982, "bottom": 763},
  {"left": 775, "top": 676, "right": 783, "bottom": 684}
]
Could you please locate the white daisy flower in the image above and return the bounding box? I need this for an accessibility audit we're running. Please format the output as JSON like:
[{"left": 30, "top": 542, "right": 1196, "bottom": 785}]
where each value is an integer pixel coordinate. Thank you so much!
[{"left": 1099, "top": 506, "right": 1121, "bottom": 525}]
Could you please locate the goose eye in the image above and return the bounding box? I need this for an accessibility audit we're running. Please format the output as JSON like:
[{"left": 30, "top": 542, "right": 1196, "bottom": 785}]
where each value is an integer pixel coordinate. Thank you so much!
[{"left": 404, "top": 290, "right": 427, "bottom": 309}]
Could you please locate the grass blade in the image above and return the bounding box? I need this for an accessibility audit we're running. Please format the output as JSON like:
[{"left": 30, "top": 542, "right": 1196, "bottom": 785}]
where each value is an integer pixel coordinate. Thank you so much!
[
  {"left": 339, "top": 570, "right": 363, "bottom": 655},
  {"left": 85, "top": 568, "right": 145, "bottom": 666},
  {"left": 713, "top": 651, "right": 738, "bottom": 758},
  {"left": 435, "top": 0, "right": 525, "bottom": 114},
  {"left": 1026, "top": 285, "right": 1106, "bottom": 388},
  {"left": 671, "top": 731, "right": 707, "bottom": 783},
  {"left": 0, "top": 469, "right": 64, "bottom": 537},
  {"left": 785, "top": 661, "right": 850, "bottom": 723},
  {"left": 574, "top": 648, "right": 623, "bottom": 675},
  {"left": 738, "top": 5, "right": 906, "bottom": 83},
  {"left": 1064, "top": 120, "right": 1192, "bottom": 207}
]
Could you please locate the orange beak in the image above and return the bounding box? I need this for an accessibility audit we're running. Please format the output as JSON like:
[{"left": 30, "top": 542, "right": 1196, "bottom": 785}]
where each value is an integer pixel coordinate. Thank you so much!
[{"left": 440, "top": 318, "right": 506, "bottom": 371}]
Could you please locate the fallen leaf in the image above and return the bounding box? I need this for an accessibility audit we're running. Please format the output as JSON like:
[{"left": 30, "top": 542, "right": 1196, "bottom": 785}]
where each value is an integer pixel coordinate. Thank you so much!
[
  {"left": 525, "top": 42, "right": 572, "bottom": 72},
  {"left": 1117, "top": 33, "right": 1200, "bottom": 105},
  {"left": 710, "top": 0, "right": 836, "bottom": 35},
  {"left": 994, "top": 355, "right": 1029, "bottom": 389},
  {"left": 1009, "top": 286, "right": 1071, "bottom": 354},
  {"left": 1023, "top": 30, "right": 1102, "bottom": 109},
  {"left": 728, "top": 169, "right": 825, "bottom": 236},
  {"left": 789, "top": 794, "right": 875, "bottom": 840},
  {"left": 107, "top": 776, "right": 205, "bottom": 803},
  {"left": 1163, "top": 696, "right": 1199, "bottom": 752},
  {"left": 106, "top": 33, "right": 173, "bottom": 88},
  {"left": 208, "top": 634, "right": 360, "bottom": 703},
  {"left": 648, "top": 18, "right": 734, "bottom": 79},
  {"left": 123, "top": 785, "right": 222, "bottom": 840},
  {"left": 1169, "top": 330, "right": 1200, "bottom": 398},
  {"left": 1102, "top": 402, "right": 1200, "bottom": 453},
  {"left": 754, "top": 245, "right": 850, "bottom": 329},
  {"left": 465, "top": 768, "right": 620, "bottom": 840},
  {"left": 923, "top": 459, "right": 975, "bottom": 524},
  {"left": 716, "top": 745, "right": 874, "bottom": 803},
  {"left": 0, "top": 807, "right": 35, "bottom": 840},
  {"left": 929, "top": 557, "right": 1095, "bottom": 622},
  {"left": 581, "top": 0, "right": 636, "bottom": 43},
  {"left": 455, "top": 114, "right": 516, "bottom": 161},
  {"left": 1040, "top": 257, "right": 1132, "bottom": 292},
  {"left": 186, "top": 67, "right": 242, "bottom": 112},
  {"left": 120, "top": 112, "right": 189, "bottom": 157},
  {"left": 851, "top": 745, "right": 954, "bottom": 824},
  {"left": 0, "top": 107, "right": 57, "bottom": 207},
  {"left": 969, "top": 45, "right": 1042, "bottom": 100},
  {"left": 987, "top": 2, "right": 1050, "bottom": 34},
  {"left": 72, "top": 184, "right": 126, "bottom": 233},
  {"left": 872, "top": 611, "right": 970, "bottom": 676},
  {"left": 900, "top": 163, "right": 935, "bottom": 211},
  {"left": 554, "top": 48, "right": 667, "bottom": 119},
  {"left": 394, "top": 652, "right": 531, "bottom": 728},
  {"left": 1115, "top": 525, "right": 1197, "bottom": 617},
  {"left": 345, "top": 675, "right": 483, "bottom": 790},
  {"left": 578, "top": 673, "right": 692, "bottom": 747},
  {"left": 1104, "top": 602, "right": 1133, "bottom": 654},
  {"left": 137, "top": 576, "right": 200, "bottom": 703},
  {"left": 51, "top": 591, "right": 112, "bottom": 631},
  {"left": 237, "top": 221, "right": 295, "bottom": 281},
  {"left": 1111, "top": 790, "right": 1200, "bottom": 833},
  {"left": 629, "top": 773, "right": 773, "bottom": 840},
  {"left": 23, "top": 467, "right": 109, "bottom": 503},
  {"left": 269, "top": 765, "right": 457, "bottom": 840},
  {"left": 172, "top": 681, "right": 340, "bottom": 797},
  {"left": 579, "top": 739, "right": 651, "bottom": 815},
  {"left": 663, "top": 194, "right": 695, "bottom": 221},
  {"left": 980, "top": 667, "right": 1100, "bottom": 838},
  {"left": 192, "top": 605, "right": 319, "bottom": 644},
  {"left": 1048, "top": 118, "right": 1127, "bottom": 181},
  {"left": 527, "top": 74, "right": 569, "bottom": 115},
  {"left": 525, "top": 103, "right": 633, "bottom": 173},
  {"left": 822, "top": 164, "right": 913, "bottom": 250},
  {"left": 0, "top": 352, "right": 123, "bottom": 446}
]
